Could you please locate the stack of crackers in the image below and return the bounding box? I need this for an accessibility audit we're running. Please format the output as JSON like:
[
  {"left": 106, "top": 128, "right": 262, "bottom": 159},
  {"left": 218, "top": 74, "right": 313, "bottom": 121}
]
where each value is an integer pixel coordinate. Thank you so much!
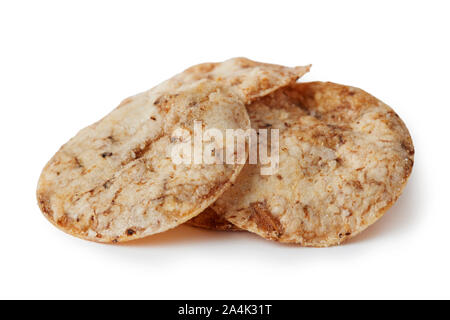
[{"left": 37, "top": 58, "right": 414, "bottom": 247}]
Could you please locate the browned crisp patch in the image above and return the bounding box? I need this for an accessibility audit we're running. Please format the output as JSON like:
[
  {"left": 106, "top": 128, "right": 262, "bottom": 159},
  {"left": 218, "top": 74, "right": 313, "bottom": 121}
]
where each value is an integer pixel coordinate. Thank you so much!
[
  {"left": 37, "top": 193, "right": 53, "bottom": 218},
  {"left": 248, "top": 202, "right": 284, "bottom": 239},
  {"left": 153, "top": 94, "right": 179, "bottom": 114},
  {"left": 126, "top": 228, "right": 136, "bottom": 236},
  {"left": 186, "top": 208, "right": 240, "bottom": 231}
]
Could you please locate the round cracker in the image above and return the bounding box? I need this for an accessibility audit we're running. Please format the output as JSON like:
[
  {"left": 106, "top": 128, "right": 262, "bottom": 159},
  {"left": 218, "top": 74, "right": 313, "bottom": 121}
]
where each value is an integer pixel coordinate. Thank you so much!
[
  {"left": 37, "top": 58, "right": 309, "bottom": 243},
  {"left": 212, "top": 82, "right": 414, "bottom": 247}
]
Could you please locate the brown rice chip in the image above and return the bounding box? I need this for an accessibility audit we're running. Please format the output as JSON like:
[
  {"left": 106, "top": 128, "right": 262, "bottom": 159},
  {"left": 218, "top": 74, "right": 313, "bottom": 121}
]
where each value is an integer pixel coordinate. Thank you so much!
[
  {"left": 212, "top": 82, "right": 414, "bottom": 247},
  {"left": 36, "top": 58, "right": 309, "bottom": 243}
]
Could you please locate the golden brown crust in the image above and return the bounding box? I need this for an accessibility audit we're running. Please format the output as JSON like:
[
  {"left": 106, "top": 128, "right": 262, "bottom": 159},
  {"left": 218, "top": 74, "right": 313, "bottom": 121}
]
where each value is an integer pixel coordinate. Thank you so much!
[
  {"left": 37, "top": 58, "right": 309, "bottom": 243},
  {"left": 212, "top": 82, "right": 414, "bottom": 247},
  {"left": 186, "top": 208, "right": 241, "bottom": 231}
]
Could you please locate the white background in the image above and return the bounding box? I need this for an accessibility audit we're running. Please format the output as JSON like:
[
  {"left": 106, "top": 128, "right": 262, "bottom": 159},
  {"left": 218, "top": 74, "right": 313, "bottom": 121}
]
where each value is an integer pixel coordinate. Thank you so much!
[{"left": 0, "top": 0, "right": 448, "bottom": 300}]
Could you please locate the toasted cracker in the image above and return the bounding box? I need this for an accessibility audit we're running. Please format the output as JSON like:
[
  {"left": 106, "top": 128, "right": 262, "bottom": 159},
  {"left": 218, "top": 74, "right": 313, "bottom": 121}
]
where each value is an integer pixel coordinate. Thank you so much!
[
  {"left": 212, "top": 82, "right": 414, "bottom": 247},
  {"left": 37, "top": 58, "right": 309, "bottom": 243}
]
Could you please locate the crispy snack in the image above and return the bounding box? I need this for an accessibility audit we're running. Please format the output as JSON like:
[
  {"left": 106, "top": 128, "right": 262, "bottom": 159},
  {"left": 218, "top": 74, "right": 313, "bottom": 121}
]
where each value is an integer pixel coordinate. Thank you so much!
[
  {"left": 37, "top": 58, "right": 309, "bottom": 243},
  {"left": 212, "top": 82, "right": 414, "bottom": 247},
  {"left": 187, "top": 208, "right": 241, "bottom": 231}
]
